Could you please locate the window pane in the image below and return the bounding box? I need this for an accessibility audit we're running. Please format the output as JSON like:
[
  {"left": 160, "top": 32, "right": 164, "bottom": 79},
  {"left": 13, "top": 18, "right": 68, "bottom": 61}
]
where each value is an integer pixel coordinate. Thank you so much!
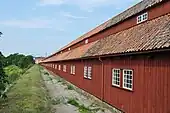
[
  {"left": 123, "top": 70, "right": 133, "bottom": 90},
  {"left": 112, "top": 69, "right": 120, "bottom": 87}
]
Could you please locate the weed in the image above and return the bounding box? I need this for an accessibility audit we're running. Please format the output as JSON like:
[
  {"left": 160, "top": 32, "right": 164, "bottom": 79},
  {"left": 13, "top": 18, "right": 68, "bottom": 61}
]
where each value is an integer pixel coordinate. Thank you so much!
[
  {"left": 67, "top": 98, "right": 79, "bottom": 107},
  {"left": 67, "top": 98, "right": 93, "bottom": 113},
  {"left": 67, "top": 84, "right": 74, "bottom": 90},
  {"left": 44, "top": 72, "right": 49, "bottom": 75},
  {"left": 57, "top": 78, "right": 63, "bottom": 83},
  {"left": 79, "top": 104, "right": 92, "bottom": 113}
]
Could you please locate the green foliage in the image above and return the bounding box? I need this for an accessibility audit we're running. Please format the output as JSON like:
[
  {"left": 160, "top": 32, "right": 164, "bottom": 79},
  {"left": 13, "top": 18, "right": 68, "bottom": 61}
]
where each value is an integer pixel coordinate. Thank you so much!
[
  {"left": 67, "top": 84, "right": 74, "bottom": 90},
  {"left": 0, "top": 54, "right": 8, "bottom": 98},
  {"left": 67, "top": 98, "right": 92, "bottom": 113},
  {"left": 67, "top": 98, "right": 79, "bottom": 107},
  {"left": 4, "top": 65, "right": 23, "bottom": 84},
  {"left": 0, "top": 52, "right": 34, "bottom": 99},
  {"left": 3, "top": 53, "right": 35, "bottom": 69},
  {"left": 0, "top": 65, "right": 51, "bottom": 113}
]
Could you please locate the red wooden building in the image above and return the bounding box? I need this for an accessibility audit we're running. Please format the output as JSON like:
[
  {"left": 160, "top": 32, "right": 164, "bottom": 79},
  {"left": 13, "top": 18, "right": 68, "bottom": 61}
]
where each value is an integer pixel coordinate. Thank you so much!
[{"left": 41, "top": 0, "right": 170, "bottom": 113}]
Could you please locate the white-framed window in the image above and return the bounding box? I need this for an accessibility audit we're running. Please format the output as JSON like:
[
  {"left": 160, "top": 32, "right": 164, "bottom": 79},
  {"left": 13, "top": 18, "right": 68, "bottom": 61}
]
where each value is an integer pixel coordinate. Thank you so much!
[
  {"left": 68, "top": 48, "right": 71, "bottom": 51},
  {"left": 137, "top": 12, "right": 148, "bottom": 24},
  {"left": 123, "top": 69, "right": 133, "bottom": 90},
  {"left": 87, "top": 66, "right": 92, "bottom": 79},
  {"left": 85, "top": 39, "right": 88, "bottom": 44},
  {"left": 63, "top": 65, "right": 67, "bottom": 72},
  {"left": 84, "top": 66, "right": 88, "bottom": 78},
  {"left": 58, "top": 65, "right": 61, "bottom": 70},
  {"left": 71, "top": 65, "right": 76, "bottom": 75},
  {"left": 112, "top": 69, "right": 120, "bottom": 87},
  {"left": 55, "top": 64, "right": 57, "bottom": 69},
  {"left": 84, "top": 66, "right": 92, "bottom": 79}
]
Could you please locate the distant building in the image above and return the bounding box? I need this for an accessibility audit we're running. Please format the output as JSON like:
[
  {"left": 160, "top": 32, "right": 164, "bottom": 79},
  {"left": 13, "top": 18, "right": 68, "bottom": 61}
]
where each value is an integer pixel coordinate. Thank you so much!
[
  {"left": 34, "top": 57, "right": 45, "bottom": 64},
  {"left": 41, "top": 0, "right": 170, "bottom": 113}
]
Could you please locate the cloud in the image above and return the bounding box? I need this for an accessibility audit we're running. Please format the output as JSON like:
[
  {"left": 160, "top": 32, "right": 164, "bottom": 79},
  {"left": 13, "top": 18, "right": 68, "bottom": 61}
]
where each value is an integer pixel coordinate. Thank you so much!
[
  {"left": 61, "top": 12, "right": 87, "bottom": 19},
  {"left": 0, "top": 19, "right": 51, "bottom": 29},
  {"left": 39, "top": 0, "right": 65, "bottom": 6},
  {"left": 0, "top": 18, "right": 68, "bottom": 32},
  {"left": 39, "top": 0, "right": 143, "bottom": 11}
]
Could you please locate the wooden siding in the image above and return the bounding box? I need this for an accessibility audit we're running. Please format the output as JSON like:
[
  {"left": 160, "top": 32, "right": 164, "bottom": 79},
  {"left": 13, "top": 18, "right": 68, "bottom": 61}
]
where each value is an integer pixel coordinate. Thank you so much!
[
  {"left": 44, "top": 60, "right": 103, "bottom": 99},
  {"left": 103, "top": 53, "right": 170, "bottom": 113},
  {"left": 42, "top": 51, "right": 170, "bottom": 113}
]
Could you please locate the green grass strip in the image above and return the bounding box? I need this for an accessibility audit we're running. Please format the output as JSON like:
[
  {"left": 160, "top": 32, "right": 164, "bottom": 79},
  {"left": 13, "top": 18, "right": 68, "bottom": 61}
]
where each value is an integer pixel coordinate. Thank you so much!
[{"left": 0, "top": 65, "right": 51, "bottom": 113}]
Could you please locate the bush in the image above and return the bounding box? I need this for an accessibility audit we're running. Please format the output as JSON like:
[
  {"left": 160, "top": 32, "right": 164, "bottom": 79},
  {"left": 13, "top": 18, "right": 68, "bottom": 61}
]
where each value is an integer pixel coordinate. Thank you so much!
[
  {"left": 0, "top": 59, "right": 8, "bottom": 98},
  {"left": 4, "top": 65, "right": 23, "bottom": 84}
]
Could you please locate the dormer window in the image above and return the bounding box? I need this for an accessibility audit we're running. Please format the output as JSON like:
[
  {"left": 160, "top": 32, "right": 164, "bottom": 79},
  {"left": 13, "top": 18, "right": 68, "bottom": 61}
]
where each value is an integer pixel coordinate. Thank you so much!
[
  {"left": 68, "top": 48, "right": 71, "bottom": 51},
  {"left": 60, "top": 51, "right": 62, "bottom": 53},
  {"left": 137, "top": 12, "right": 148, "bottom": 24},
  {"left": 85, "top": 39, "right": 88, "bottom": 44}
]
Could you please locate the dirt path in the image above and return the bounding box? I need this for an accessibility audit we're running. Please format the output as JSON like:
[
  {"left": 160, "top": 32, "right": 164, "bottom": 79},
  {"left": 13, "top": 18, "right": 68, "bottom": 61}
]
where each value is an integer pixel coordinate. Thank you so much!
[{"left": 40, "top": 68, "right": 117, "bottom": 113}]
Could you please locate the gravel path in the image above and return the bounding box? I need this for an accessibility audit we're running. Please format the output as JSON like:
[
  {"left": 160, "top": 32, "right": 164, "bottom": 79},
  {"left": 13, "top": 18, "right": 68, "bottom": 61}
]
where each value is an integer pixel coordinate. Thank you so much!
[{"left": 40, "top": 68, "right": 115, "bottom": 113}]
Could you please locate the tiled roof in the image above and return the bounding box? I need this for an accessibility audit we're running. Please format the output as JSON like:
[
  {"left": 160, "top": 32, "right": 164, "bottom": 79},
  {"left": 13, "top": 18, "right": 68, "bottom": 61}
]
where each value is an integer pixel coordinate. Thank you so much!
[
  {"left": 58, "top": 20, "right": 110, "bottom": 52},
  {"left": 57, "top": 0, "right": 166, "bottom": 52},
  {"left": 83, "top": 14, "right": 170, "bottom": 57},
  {"left": 43, "top": 41, "right": 98, "bottom": 62}
]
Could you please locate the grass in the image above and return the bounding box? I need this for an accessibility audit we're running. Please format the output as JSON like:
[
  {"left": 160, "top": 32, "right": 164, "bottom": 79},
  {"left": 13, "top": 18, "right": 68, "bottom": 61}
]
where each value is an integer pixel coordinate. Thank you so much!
[
  {"left": 67, "top": 84, "right": 74, "bottom": 90},
  {"left": 0, "top": 65, "right": 51, "bottom": 113},
  {"left": 67, "top": 98, "right": 93, "bottom": 113}
]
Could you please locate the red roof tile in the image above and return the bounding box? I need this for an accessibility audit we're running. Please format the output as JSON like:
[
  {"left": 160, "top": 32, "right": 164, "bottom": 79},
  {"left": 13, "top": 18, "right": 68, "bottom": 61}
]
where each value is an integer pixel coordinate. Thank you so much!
[
  {"left": 83, "top": 14, "right": 170, "bottom": 57},
  {"left": 43, "top": 41, "right": 98, "bottom": 62},
  {"left": 57, "top": 0, "right": 166, "bottom": 52}
]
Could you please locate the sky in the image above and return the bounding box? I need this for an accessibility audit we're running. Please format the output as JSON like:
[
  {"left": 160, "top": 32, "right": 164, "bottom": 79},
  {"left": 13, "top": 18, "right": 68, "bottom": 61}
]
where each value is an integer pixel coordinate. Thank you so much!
[{"left": 0, "top": 0, "right": 141, "bottom": 57}]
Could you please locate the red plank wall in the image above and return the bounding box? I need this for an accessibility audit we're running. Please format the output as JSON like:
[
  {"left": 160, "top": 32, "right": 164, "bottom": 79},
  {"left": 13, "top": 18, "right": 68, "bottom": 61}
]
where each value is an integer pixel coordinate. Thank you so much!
[
  {"left": 103, "top": 53, "right": 170, "bottom": 113},
  {"left": 44, "top": 60, "right": 103, "bottom": 99},
  {"left": 42, "top": 51, "right": 170, "bottom": 113}
]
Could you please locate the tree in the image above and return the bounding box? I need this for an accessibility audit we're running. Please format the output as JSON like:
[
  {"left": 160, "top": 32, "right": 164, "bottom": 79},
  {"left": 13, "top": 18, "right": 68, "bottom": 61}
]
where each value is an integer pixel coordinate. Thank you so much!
[
  {"left": 0, "top": 53, "right": 7, "bottom": 98},
  {"left": 0, "top": 32, "right": 2, "bottom": 37}
]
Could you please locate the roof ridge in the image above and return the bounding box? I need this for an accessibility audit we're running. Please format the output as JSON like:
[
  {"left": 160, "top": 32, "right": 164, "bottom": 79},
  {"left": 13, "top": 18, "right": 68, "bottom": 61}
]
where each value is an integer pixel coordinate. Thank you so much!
[{"left": 57, "top": 0, "right": 166, "bottom": 52}]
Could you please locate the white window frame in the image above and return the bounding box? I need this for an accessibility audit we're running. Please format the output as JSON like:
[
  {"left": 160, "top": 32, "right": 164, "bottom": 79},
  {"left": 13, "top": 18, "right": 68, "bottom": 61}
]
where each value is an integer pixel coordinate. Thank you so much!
[
  {"left": 58, "top": 65, "right": 61, "bottom": 70},
  {"left": 63, "top": 65, "right": 67, "bottom": 72},
  {"left": 123, "top": 69, "right": 133, "bottom": 91},
  {"left": 85, "top": 39, "right": 88, "bottom": 44},
  {"left": 112, "top": 69, "right": 121, "bottom": 87},
  {"left": 87, "top": 66, "right": 92, "bottom": 79},
  {"left": 70, "top": 65, "right": 76, "bottom": 75},
  {"left": 70, "top": 65, "right": 73, "bottom": 74},
  {"left": 137, "top": 12, "right": 148, "bottom": 24},
  {"left": 55, "top": 64, "right": 57, "bottom": 69},
  {"left": 84, "top": 66, "right": 92, "bottom": 80},
  {"left": 73, "top": 65, "right": 76, "bottom": 75},
  {"left": 84, "top": 66, "right": 88, "bottom": 78}
]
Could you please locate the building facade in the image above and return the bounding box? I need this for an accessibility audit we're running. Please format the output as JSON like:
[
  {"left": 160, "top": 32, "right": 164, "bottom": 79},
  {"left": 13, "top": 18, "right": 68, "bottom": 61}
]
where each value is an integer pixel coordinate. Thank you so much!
[
  {"left": 34, "top": 57, "right": 45, "bottom": 64},
  {"left": 41, "top": 0, "right": 170, "bottom": 113}
]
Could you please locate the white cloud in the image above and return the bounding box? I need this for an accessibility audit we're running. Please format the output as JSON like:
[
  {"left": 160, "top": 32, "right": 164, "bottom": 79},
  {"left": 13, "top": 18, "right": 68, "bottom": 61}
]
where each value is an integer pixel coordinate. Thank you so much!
[
  {"left": 39, "top": 0, "right": 142, "bottom": 11},
  {"left": 0, "top": 19, "right": 51, "bottom": 29},
  {"left": 39, "top": 0, "right": 65, "bottom": 6},
  {"left": 0, "top": 18, "right": 74, "bottom": 32},
  {"left": 61, "top": 12, "right": 87, "bottom": 19}
]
